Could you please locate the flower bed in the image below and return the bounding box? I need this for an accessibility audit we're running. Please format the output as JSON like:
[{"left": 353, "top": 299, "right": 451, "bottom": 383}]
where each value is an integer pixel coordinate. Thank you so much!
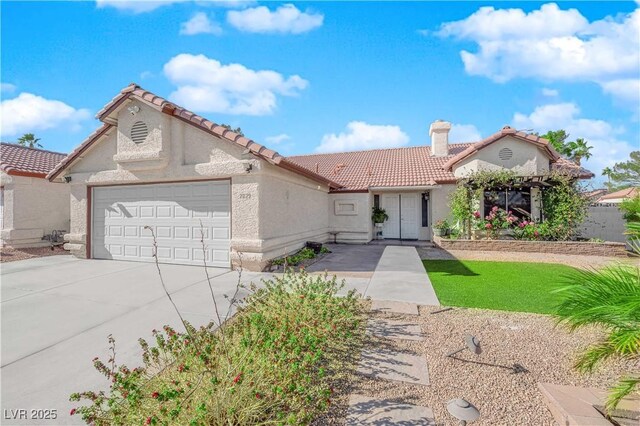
[
  {"left": 269, "top": 245, "right": 331, "bottom": 272},
  {"left": 434, "top": 235, "right": 628, "bottom": 257},
  {"left": 70, "top": 270, "right": 365, "bottom": 425}
]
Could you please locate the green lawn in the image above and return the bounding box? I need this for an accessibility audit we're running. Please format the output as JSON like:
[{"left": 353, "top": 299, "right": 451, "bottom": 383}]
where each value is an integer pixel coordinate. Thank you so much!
[{"left": 423, "top": 259, "right": 580, "bottom": 314}]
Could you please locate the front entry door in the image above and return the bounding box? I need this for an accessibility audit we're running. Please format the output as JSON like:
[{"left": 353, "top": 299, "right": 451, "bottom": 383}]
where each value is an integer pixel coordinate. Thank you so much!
[
  {"left": 381, "top": 193, "right": 420, "bottom": 240},
  {"left": 381, "top": 194, "right": 400, "bottom": 239},
  {"left": 400, "top": 194, "right": 419, "bottom": 239}
]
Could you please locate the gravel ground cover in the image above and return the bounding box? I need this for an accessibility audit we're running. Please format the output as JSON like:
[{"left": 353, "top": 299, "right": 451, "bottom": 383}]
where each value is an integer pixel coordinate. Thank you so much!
[
  {"left": 0, "top": 245, "right": 69, "bottom": 263},
  {"left": 320, "top": 305, "right": 633, "bottom": 425}
]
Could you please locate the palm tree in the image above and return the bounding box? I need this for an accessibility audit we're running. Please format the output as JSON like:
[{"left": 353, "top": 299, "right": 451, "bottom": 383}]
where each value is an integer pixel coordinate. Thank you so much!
[
  {"left": 555, "top": 212, "right": 640, "bottom": 412},
  {"left": 17, "top": 133, "right": 42, "bottom": 149},
  {"left": 602, "top": 167, "right": 613, "bottom": 185},
  {"left": 566, "top": 138, "right": 593, "bottom": 166}
]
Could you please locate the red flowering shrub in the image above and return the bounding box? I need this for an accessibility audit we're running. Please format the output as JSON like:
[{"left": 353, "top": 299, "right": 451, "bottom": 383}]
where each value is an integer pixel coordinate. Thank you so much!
[{"left": 69, "top": 270, "right": 364, "bottom": 425}]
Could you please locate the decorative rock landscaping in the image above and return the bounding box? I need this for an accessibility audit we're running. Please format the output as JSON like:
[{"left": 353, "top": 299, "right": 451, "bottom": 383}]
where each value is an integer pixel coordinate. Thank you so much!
[{"left": 333, "top": 303, "right": 635, "bottom": 425}]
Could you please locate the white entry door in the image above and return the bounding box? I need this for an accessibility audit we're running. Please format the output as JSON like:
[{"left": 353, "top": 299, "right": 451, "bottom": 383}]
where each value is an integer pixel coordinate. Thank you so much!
[
  {"left": 92, "top": 181, "right": 230, "bottom": 267},
  {"left": 400, "top": 194, "right": 419, "bottom": 239},
  {"left": 381, "top": 194, "right": 400, "bottom": 239}
]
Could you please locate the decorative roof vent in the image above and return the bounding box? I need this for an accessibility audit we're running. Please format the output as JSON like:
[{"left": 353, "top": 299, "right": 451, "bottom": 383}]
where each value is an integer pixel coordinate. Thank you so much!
[
  {"left": 130, "top": 121, "right": 148, "bottom": 144},
  {"left": 499, "top": 147, "right": 513, "bottom": 161}
]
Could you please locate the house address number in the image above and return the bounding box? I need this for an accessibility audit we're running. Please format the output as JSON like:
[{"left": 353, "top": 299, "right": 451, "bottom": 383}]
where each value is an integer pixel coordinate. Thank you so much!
[{"left": 238, "top": 193, "right": 252, "bottom": 199}]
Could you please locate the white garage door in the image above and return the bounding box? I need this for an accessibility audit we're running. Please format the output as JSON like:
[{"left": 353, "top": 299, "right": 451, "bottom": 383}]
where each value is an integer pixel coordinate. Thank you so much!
[{"left": 92, "top": 181, "right": 230, "bottom": 267}]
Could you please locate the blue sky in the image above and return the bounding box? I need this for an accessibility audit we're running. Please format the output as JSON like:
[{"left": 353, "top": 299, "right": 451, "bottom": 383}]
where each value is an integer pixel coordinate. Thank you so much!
[{"left": 1, "top": 1, "right": 639, "bottom": 185}]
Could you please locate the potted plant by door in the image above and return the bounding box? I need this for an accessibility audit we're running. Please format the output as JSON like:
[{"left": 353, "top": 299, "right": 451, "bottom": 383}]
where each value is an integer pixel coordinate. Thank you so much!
[
  {"left": 434, "top": 219, "right": 450, "bottom": 237},
  {"left": 371, "top": 206, "right": 389, "bottom": 240}
]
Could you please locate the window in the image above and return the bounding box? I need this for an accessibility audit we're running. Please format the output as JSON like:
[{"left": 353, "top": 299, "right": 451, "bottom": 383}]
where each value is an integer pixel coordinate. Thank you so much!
[
  {"left": 483, "top": 189, "right": 531, "bottom": 220},
  {"left": 374, "top": 194, "right": 380, "bottom": 209},
  {"left": 421, "top": 193, "right": 429, "bottom": 227}
]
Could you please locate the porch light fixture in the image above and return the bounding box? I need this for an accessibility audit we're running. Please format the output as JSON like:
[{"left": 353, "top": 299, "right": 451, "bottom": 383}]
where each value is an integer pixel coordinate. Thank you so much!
[
  {"left": 446, "top": 398, "right": 480, "bottom": 425},
  {"left": 64, "top": 175, "right": 72, "bottom": 183},
  {"left": 244, "top": 163, "right": 252, "bottom": 173},
  {"left": 447, "top": 334, "right": 481, "bottom": 357}
]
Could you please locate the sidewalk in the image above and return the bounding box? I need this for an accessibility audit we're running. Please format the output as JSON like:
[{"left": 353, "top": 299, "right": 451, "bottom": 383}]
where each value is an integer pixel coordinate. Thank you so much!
[{"left": 364, "top": 246, "right": 440, "bottom": 305}]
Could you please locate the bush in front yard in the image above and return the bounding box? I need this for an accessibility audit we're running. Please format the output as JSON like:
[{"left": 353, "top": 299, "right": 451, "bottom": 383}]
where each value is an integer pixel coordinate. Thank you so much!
[{"left": 69, "top": 270, "right": 365, "bottom": 425}]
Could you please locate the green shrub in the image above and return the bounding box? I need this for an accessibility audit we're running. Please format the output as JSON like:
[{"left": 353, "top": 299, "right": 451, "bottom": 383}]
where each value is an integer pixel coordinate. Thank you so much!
[
  {"left": 620, "top": 194, "right": 640, "bottom": 223},
  {"left": 319, "top": 246, "right": 330, "bottom": 254},
  {"left": 70, "top": 270, "right": 365, "bottom": 425}
]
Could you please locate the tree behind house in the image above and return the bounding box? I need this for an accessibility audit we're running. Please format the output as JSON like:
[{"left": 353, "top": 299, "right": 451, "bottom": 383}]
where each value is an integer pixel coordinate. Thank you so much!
[
  {"left": 220, "top": 124, "right": 244, "bottom": 136},
  {"left": 540, "top": 130, "right": 592, "bottom": 166},
  {"left": 603, "top": 151, "right": 640, "bottom": 191},
  {"left": 17, "top": 133, "right": 42, "bottom": 149}
]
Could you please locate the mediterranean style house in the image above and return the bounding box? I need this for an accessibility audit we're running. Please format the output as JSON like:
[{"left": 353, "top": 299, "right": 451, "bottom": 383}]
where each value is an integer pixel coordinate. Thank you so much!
[
  {"left": 48, "top": 83, "right": 591, "bottom": 270},
  {"left": 1, "top": 143, "right": 70, "bottom": 247}
]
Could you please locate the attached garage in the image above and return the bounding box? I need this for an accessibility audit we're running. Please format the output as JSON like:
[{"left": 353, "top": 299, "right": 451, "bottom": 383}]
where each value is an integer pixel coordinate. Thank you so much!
[
  {"left": 47, "top": 83, "right": 340, "bottom": 271},
  {"left": 91, "top": 180, "right": 230, "bottom": 267}
]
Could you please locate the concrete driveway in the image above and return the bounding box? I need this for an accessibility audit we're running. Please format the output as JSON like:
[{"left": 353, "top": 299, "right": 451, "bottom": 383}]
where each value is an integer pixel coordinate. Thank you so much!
[
  {"left": 0, "top": 244, "right": 432, "bottom": 425},
  {"left": 1, "top": 256, "right": 269, "bottom": 425}
]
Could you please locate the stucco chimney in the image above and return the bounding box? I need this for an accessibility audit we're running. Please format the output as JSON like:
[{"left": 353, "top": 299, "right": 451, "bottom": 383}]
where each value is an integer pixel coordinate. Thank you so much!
[{"left": 429, "top": 120, "right": 451, "bottom": 157}]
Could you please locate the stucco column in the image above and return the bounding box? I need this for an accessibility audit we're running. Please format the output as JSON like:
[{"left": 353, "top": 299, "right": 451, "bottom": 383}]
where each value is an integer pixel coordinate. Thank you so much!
[
  {"left": 64, "top": 183, "right": 89, "bottom": 258},
  {"left": 229, "top": 174, "right": 263, "bottom": 271}
]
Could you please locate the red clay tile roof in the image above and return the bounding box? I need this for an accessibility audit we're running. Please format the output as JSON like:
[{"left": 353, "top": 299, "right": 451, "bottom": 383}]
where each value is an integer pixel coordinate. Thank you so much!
[
  {"left": 1, "top": 143, "right": 67, "bottom": 178},
  {"left": 598, "top": 187, "right": 639, "bottom": 201},
  {"left": 288, "top": 130, "right": 593, "bottom": 191},
  {"left": 288, "top": 144, "right": 474, "bottom": 191},
  {"left": 48, "top": 83, "right": 342, "bottom": 189}
]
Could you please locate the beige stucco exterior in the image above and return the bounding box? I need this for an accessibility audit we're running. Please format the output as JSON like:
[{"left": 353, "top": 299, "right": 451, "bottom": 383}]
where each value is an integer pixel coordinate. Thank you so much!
[
  {"left": 57, "top": 100, "right": 566, "bottom": 270},
  {"left": 453, "top": 136, "right": 551, "bottom": 178},
  {"left": 0, "top": 171, "right": 70, "bottom": 247},
  {"left": 59, "top": 100, "right": 333, "bottom": 270}
]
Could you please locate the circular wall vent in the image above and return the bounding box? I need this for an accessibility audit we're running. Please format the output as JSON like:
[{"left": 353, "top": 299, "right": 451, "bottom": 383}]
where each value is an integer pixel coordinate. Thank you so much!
[
  {"left": 130, "top": 121, "right": 148, "bottom": 144},
  {"left": 498, "top": 147, "right": 513, "bottom": 161}
]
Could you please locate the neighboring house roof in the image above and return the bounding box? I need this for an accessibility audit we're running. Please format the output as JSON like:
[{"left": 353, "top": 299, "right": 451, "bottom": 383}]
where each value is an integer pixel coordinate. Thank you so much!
[
  {"left": 598, "top": 187, "right": 639, "bottom": 202},
  {"left": 288, "top": 144, "right": 474, "bottom": 191},
  {"left": 47, "top": 83, "right": 342, "bottom": 189},
  {"left": 583, "top": 188, "right": 608, "bottom": 200},
  {"left": 1, "top": 142, "right": 67, "bottom": 178}
]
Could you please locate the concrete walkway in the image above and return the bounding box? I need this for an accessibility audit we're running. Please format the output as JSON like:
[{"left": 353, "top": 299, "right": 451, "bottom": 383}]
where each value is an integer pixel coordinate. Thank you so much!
[
  {"left": 346, "top": 301, "right": 435, "bottom": 424},
  {"left": 365, "top": 246, "right": 439, "bottom": 305}
]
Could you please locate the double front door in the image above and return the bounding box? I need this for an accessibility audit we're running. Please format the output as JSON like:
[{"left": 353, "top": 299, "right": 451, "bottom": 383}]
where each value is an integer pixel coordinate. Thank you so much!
[{"left": 381, "top": 193, "right": 420, "bottom": 239}]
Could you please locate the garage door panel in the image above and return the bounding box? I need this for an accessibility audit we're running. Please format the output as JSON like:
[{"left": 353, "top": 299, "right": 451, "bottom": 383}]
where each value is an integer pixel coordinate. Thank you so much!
[{"left": 92, "top": 181, "right": 230, "bottom": 267}]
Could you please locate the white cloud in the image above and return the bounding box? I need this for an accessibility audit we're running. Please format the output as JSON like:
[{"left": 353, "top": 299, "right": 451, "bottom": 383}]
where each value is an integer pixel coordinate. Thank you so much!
[
  {"left": 449, "top": 124, "right": 481, "bottom": 143},
  {"left": 180, "top": 12, "right": 222, "bottom": 35},
  {"left": 511, "top": 102, "right": 636, "bottom": 176},
  {"left": 140, "top": 70, "right": 153, "bottom": 80},
  {"left": 227, "top": 4, "right": 323, "bottom": 34},
  {"left": 265, "top": 133, "right": 290, "bottom": 145},
  {"left": 1, "top": 83, "right": 16, "bottom": 93},
  {"left": 601, "top": 79, "right": 640, "bottom": 104},
  {"left": 542, "top": 88, "right": 559, "bottom": 97},
  {"left": 437, "top": 3, "right": 640, "bottom": 104},
  {"left": 316, "top": 121, "right": 410, "bottom": 153},
  {"left": 163, "top": 53, "right": 308, "bottom": 115},
  {"left": 96, "top": 0, "right": 187, "bottom": 13},
  {"left": 0, "top": 92, "right": 91, "bottom": 136}
]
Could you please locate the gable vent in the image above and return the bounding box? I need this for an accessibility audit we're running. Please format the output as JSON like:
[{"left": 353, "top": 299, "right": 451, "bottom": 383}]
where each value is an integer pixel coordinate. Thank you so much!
[
  {"left": 499, "top": 147, "right": 513, "bottom": 161},
  {"left": 130, "top": 121, "right": 148, "bottom": 144}
]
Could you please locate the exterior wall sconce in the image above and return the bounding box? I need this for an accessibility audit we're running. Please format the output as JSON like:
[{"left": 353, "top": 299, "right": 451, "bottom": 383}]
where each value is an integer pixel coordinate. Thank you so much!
[
  {"left": 244, "top": 163, "right": 252, "bottom": 173},
  {"left": 64, "top": 176, "right": 72, "bottom": 183}
]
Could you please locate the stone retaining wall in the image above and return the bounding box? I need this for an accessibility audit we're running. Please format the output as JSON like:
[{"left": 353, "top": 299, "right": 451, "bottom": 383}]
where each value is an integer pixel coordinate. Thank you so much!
[{"left": 433, "top": 236, "right": 629, "bottom": 257}]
